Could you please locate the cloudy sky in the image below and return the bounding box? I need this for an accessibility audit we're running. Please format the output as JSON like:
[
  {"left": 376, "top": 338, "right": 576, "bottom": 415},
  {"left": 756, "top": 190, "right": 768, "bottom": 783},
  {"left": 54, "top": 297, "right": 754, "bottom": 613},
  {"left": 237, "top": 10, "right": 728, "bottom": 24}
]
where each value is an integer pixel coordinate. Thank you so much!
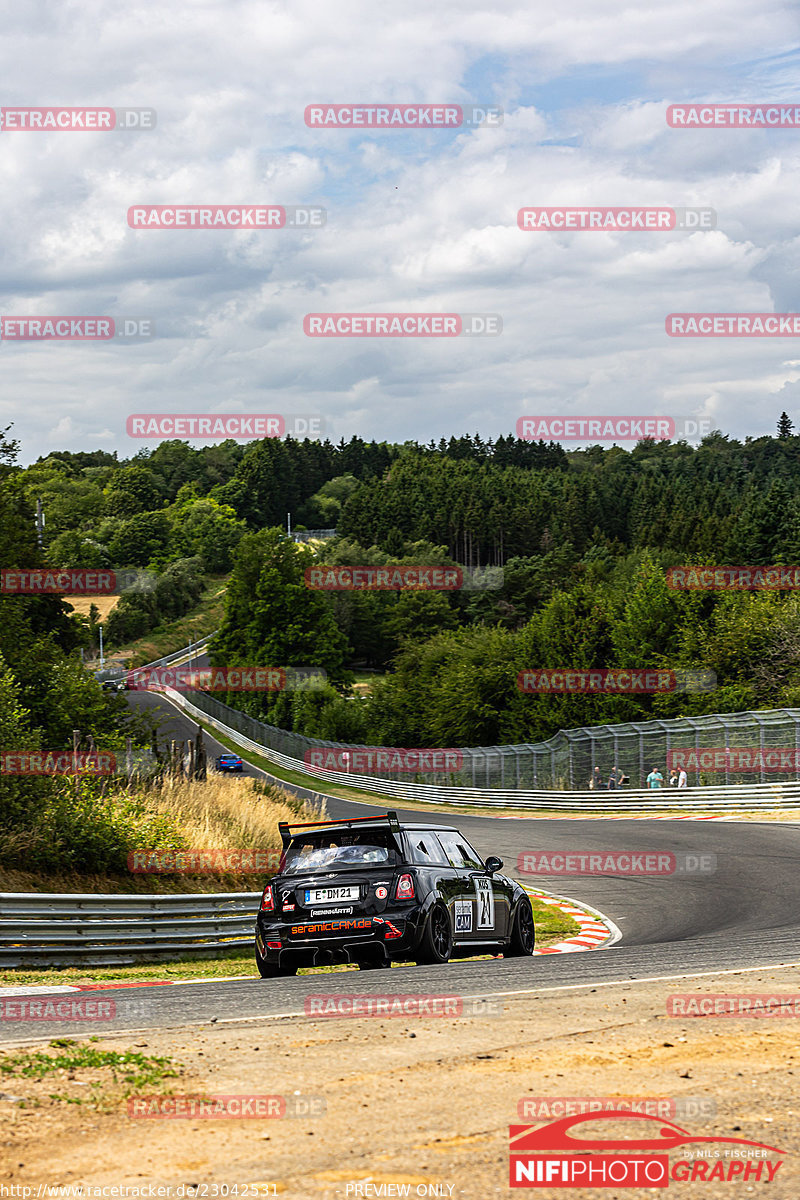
[{"left": 1, "top": 0, "right": 799, "bottom": 464}]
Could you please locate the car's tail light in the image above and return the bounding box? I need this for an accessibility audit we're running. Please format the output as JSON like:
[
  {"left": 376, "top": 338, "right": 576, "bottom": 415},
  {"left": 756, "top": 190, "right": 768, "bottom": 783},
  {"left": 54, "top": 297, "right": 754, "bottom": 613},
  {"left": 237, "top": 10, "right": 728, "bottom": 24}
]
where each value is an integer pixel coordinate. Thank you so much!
[
  {"left": 260, "top": 884, "right": 275, "bottom": 911},
  {"left": 395, "top": 874, "right": 415, "bottom": 900},
  {"left": 266, "top": 940, "right": 282, "bottom": 949}
]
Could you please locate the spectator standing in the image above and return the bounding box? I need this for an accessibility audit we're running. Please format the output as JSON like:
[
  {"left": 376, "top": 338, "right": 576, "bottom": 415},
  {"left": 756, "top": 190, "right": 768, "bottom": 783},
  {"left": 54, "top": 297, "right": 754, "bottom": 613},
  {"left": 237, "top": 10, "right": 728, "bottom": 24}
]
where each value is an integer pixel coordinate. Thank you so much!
[
  {"left": 590, "top": 766, "right": 605, "bottom": 790},
  {"left": 669, "top": 768, "right": 679, "bottom": 787},
  {"left": 646, "top": 766, "right": 664, "bottom": 789},
  {"left": 678, "top": 767, "right": 688, "bottom": 788}
]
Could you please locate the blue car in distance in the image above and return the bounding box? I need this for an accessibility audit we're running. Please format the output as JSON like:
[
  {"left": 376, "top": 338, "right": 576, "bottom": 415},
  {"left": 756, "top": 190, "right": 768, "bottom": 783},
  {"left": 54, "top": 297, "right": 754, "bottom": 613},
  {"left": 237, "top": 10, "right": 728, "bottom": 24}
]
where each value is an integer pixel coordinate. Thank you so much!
[{"left": 215, "top": 752, "right": 244, "bottom": 773}]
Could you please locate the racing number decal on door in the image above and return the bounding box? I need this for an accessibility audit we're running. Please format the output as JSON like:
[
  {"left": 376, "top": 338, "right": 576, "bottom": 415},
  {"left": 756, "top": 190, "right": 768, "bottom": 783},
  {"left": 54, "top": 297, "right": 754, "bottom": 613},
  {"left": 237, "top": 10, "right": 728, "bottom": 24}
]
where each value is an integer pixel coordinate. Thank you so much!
[
  {"left": 474, "top": 877, "right": 494, "bottom": 929},
  {"left": 454, "top": 899, "right": 472, "bottom": 933}
]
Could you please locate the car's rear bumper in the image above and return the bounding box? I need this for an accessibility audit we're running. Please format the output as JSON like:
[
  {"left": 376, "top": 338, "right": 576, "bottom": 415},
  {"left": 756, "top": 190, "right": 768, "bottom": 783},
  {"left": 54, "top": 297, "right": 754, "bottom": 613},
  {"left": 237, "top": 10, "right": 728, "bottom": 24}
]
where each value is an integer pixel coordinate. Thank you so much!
[{"left": 256, "top": 908, "right": 424, "bottom": 966}]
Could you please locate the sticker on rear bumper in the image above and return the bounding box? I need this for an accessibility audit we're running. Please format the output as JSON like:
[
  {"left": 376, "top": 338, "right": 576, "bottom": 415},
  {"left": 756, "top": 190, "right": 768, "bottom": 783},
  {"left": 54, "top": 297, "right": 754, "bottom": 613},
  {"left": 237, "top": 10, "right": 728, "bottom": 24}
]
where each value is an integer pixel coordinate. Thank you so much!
[{"left": 291, "top": 917, "right": 374, "bottom": 936}]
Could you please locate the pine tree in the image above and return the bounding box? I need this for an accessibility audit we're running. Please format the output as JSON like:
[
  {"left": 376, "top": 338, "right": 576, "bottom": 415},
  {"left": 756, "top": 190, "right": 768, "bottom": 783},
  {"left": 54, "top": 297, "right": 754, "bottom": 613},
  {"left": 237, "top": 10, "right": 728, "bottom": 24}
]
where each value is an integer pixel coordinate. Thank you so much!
[{"left": 778, "top": 412, "right": 794, "bottom": 439}]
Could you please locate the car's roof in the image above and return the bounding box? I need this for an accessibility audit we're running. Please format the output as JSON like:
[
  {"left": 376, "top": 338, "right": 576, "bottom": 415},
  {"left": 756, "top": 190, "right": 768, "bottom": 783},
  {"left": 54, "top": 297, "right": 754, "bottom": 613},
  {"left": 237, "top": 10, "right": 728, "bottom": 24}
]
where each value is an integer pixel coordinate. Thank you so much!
[
  {"left": 288, "top": 821, "right": 459, "bottom": 834},
  {"left": 401, "top": 823, "right": 459, "bottom": 832}
]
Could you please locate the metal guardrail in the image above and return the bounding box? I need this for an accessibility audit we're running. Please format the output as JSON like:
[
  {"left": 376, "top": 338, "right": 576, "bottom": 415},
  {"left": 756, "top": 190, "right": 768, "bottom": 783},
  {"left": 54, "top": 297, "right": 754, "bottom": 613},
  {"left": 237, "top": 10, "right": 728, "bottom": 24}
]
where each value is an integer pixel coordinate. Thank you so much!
[
  {"left": 93, "top": 636, "right": 213, "bottom": 682},
  {"left": 139, "top": 636, "right": 213, "bottom": 673},
  {"left": 292, "top": 528, "right": 338, "bottom": 542},
  {"left": 168, "top": 688, "right": 800, "bottom": 811},
  {"left": 0, "top": 891, "right": 260, "bottom": 966}
]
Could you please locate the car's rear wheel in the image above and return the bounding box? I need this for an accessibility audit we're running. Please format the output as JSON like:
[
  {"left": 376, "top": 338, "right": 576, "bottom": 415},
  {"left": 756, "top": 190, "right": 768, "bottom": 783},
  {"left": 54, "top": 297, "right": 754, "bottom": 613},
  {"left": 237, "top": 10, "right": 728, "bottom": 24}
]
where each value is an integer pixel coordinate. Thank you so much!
[
  {"left": 506, "top": 898, "right": 536, "bottom": 957},
  {"left": 415, "top": 903, "right": 453, "bottom": 965},
  {"left": 255, "top": 938, "right": 297, "bottom": 978}
]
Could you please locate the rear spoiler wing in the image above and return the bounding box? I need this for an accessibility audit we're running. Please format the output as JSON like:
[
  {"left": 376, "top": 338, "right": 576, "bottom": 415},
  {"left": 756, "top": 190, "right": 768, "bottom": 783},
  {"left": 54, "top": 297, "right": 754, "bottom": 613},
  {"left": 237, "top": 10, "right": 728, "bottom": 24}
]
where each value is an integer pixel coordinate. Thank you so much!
[{"left": 278, "top": 811, "right": 401, "bottom": 848}]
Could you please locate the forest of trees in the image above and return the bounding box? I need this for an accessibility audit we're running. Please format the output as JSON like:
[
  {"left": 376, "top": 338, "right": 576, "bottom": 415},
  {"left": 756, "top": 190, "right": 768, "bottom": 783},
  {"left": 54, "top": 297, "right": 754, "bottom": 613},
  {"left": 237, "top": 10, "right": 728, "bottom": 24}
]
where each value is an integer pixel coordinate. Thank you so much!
[
  {"left": 7, "top": 419, "right": 800, "bottom": 758},
  {"left": 198, "top": 419, "right": 800, "bottom": 747},
  {"left": 0, "top": 426, "right": 164, "bottom": 866}
]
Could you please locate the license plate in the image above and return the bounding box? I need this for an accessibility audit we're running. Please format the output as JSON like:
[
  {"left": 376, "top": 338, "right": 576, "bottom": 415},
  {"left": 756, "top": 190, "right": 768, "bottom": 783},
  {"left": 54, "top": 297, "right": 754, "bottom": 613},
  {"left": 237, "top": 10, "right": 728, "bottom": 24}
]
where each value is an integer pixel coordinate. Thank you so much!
[{"left": 305, "top": 885, "right": 359, "bottom": 904}]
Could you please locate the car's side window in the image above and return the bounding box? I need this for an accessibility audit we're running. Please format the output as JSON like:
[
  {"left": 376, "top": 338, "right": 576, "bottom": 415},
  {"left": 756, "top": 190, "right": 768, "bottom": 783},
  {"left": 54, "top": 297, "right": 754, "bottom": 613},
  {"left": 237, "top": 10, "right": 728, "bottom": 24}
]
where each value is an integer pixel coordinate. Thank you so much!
[
  {"left": 438, "top": 832, "right": 484, "bottom": 871},
  {"left": 458, "top": 837, "right": 485, "bottom": 870},
  {"left": 408, "top": 833, "right": 449, "bottom": 866}
]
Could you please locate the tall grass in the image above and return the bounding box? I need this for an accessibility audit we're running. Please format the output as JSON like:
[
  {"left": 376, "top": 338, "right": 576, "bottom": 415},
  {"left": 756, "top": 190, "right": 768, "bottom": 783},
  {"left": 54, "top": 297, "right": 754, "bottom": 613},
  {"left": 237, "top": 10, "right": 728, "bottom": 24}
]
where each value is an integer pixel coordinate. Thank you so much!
[
  {"left": 0, "top": 774, "right": 325, "bottom": 890},
  {"left": 144, "top": 774, "right": 325, "bottom": 848}
]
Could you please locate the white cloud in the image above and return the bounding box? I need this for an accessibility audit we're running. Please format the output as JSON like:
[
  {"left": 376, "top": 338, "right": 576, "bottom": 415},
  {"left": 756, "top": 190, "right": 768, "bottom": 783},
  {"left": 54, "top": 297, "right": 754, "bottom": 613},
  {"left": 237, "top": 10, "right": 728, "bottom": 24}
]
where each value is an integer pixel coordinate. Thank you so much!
[{"left": 1, "top": 0, "right": 799, "bottom": 460}]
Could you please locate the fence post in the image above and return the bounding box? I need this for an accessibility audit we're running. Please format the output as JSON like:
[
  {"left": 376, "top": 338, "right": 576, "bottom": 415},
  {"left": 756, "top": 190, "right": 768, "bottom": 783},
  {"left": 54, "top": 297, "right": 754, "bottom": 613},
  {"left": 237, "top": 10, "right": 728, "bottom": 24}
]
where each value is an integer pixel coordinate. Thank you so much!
[{"left": 195, "top": 725, "right": 207, "bottom": 781}]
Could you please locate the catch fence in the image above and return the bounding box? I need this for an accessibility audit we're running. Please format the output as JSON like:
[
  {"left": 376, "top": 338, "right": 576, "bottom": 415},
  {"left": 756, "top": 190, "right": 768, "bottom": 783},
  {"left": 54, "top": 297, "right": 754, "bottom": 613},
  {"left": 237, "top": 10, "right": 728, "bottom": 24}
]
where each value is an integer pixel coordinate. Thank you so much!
[{"left": 183, "top": 688, "right": 800, "bottom": 790}]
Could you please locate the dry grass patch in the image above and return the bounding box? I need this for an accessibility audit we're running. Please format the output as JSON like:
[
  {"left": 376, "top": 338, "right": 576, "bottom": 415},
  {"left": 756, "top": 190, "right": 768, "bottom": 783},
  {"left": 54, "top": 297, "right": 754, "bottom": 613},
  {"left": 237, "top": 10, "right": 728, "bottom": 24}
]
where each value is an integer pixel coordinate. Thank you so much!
[{"left": 144, "top": 774, "right": 325, "bottom": 849}]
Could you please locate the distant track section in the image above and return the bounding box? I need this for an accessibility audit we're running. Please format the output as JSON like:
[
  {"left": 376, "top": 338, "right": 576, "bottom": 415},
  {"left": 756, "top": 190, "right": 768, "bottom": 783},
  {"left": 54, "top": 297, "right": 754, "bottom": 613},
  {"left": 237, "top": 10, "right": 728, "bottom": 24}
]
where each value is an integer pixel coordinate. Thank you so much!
[{"left": 164, "top": 685, "right": 800, "bottom": 813}]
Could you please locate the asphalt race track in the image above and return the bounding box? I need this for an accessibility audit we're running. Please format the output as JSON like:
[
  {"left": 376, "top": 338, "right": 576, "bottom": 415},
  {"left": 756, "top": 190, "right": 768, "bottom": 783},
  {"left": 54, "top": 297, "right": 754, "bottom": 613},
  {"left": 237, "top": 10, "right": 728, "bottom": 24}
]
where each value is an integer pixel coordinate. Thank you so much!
[{"left": 5, "top": 686, "right": 799, "bottom": 1043}]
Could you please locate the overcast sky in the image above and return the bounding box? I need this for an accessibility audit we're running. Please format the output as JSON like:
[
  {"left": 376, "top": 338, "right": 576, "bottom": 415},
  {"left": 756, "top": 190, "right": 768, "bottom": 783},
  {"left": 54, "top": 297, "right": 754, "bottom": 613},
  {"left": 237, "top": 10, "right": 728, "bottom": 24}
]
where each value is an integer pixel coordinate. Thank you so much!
[{"left": 1, "top": 0, "right": 799, "bottom": 464}]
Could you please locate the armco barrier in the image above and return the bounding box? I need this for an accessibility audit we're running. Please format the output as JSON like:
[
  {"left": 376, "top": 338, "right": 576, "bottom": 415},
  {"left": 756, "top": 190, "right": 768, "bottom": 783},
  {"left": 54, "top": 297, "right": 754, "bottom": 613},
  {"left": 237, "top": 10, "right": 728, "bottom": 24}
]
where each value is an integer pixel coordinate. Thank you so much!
[
  {"left": 167, "top": 687, "right": 800, "bottom": 811},
  {"left": 94, "top": 636, "right": 212, "bottom": 683},
  {"left": 0, "top": 891, "right": 259, "bottom": 966}
]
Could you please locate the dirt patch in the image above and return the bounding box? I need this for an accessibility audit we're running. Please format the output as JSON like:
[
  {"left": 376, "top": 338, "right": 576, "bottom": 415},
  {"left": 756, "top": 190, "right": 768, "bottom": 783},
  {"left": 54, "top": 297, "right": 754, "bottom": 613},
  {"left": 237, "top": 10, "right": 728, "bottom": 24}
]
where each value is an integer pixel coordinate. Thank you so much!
[{"left": 2, "top": 965, "right": 799, "bottom": 1197}]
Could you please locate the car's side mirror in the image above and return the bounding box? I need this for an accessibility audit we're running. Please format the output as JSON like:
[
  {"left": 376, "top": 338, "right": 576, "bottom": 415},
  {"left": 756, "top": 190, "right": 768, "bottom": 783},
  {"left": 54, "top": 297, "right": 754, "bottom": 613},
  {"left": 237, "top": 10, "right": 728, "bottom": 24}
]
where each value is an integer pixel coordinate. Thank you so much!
[{"left": 485, "top": 856, "right": 503, "bottom": 875}]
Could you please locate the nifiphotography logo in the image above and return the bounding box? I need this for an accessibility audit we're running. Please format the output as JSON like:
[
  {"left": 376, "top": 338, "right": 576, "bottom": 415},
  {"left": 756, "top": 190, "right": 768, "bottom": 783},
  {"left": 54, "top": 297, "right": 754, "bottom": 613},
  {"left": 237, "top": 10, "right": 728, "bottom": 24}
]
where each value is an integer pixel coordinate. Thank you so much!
[{"left": 509, "top": 1110, "right": 785, "bottom": 1187}]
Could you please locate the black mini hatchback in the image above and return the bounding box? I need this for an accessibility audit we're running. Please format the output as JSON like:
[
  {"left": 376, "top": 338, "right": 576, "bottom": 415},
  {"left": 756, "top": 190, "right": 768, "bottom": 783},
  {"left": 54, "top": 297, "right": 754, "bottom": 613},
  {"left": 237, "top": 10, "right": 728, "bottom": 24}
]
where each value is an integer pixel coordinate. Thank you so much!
[{"left": 254, "top": 811, "right": 535, "bottom": 976}]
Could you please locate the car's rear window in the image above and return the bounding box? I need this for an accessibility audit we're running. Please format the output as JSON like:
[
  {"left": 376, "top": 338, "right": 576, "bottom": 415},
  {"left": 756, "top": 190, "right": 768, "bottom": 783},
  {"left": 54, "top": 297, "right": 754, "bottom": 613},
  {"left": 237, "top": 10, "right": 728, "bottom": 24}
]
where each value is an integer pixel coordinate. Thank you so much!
[{"left": 281, "top": 829, "right": 400, "bottom": 875}]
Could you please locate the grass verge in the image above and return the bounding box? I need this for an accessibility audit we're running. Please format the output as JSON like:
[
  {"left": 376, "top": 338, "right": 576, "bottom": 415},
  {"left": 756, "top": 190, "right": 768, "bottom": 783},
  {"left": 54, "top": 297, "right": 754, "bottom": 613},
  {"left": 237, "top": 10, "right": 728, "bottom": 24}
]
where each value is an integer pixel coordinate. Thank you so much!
[{"left": 0, "top": 1040, "right": 182, "bottom": 1110}]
